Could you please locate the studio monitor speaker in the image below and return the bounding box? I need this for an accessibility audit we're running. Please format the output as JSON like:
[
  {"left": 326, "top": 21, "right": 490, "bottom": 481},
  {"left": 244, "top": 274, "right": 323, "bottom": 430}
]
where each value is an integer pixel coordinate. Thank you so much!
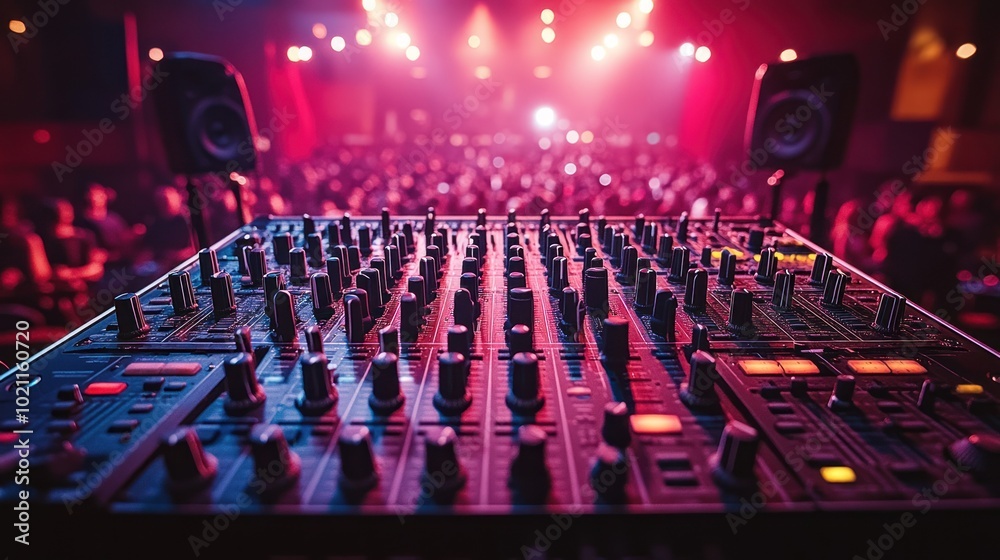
[
  {"left": 151, "top": 52, "right": 258, "bottom": 175},
  {"left": 745, "top": 53, "right": 859, "bottom": 171}
]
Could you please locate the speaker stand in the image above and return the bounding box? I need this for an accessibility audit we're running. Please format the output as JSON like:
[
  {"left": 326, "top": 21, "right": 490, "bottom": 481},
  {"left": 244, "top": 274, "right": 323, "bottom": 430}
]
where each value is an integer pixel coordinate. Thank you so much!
[
  {"left": 809, "top": 174, "right": 830, "bottom": 248},
  {"left": 229, "top": 176, "right": 249, "bottom": 227},
  {"left": 185, "top": 179, "right": 211, "bottom": 250}
]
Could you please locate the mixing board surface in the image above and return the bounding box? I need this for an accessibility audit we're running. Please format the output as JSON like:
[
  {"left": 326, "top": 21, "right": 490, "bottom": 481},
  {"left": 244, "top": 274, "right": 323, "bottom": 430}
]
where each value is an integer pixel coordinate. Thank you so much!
[{"left": 3, "top": 210, "right": 999, "bottom": 558}]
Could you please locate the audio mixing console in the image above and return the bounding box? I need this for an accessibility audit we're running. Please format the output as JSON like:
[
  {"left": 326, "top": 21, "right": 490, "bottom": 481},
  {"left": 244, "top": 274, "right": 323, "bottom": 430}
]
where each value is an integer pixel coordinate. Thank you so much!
[{"left": 2, "top": 209, "right": 999, "bottom": 558}]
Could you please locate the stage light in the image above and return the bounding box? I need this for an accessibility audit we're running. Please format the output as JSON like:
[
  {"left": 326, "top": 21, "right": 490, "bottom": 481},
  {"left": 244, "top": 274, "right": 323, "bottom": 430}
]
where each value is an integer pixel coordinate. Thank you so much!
[
  {"left": 148, "top": 47, "right": 164, "bottom": 61},
  {"left": 695, "top": 46, "right": 711, "bottom": 62},
  {"left": 356, "top": 29, "right": 373, "bottom": 46},
  {"left": 298, "top": 46, "right": 313, "bottom": 61},
  {"left": 33, "top": 129, "right": 51, "bottom": 144},
  {"left": 616, "top": 12, "right": 632, "bottom": 28},
  {"left": 362, "top": 0, "right": 376, "bottom": 11},
  {"left": 541, "top": 9, "right": 554, "bottom": 24},
  {"left": 538, "top": 137, "right": 552, "bottom": 150},
  {"left": 581, "top": 131, "right": 594, "bottom": 143},
  {"left": 384, "top": 12, "right": 399, "bottom": 28},
  {"left": 639, "top": 30, "right": 654, "bottom": 47},
  {"left": 533, "top": 65, "right": 552, "bottom": 79},
  {"left": 9, "top": 20, "right": 26, "bottom": 33},
  {"left": 406, "top": 45, "right": 420, "bottom": 61},
  {"left": 779, "top": 48, "right": 797, "bottom": 62},
  {"left": 599, "top": 174, "right": 612, "bottom": 186},
  {"left": 534, "top": 106, "right": 556, "bottom": 128},
  {"left": 566, "top": 130, "right": 580, "bottom": 144},
  {"left": 679, "top": 42, "right": 695, "bottom": 57},
  {"left": 604, "top": 33, "right": 619, "bottom": 48},
  {"left": 468, "top": 35, "right": 481, "bottom": 48},
  {"left": 956, "top": 43, "right": 977, "bottom": 59},
  {"left": 638, "top": 0, "right": 654, "bottom": 14},
  {"left": 474, "top": 66, "right": 491, "bottom": 79},
  {"left": 286, "top": 46, "right": 301, "bottom": 62},
  {"left": 395, "top": 32, "right": 411, "bottom": 48},
  {"left": 591, "top": 45, "right": 606, "bottom": 61},
  {"left": 541, "top": 27, "right": 555, "bottom": 43},
  {"left": 312, "top": 23, "right": 327, "bottom": 39},
  {"left": 331, "top": 36, "right": 346, "bottom": 51},
  {"left": 564, "top": 163, "right": 577, "bottom": 175}
]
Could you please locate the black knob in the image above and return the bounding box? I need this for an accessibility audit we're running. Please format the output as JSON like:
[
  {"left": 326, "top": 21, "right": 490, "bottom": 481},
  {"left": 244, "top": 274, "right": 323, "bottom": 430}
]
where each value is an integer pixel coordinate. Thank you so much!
[
  {"left": 358, "top": 225, "right": 372, "bottom": 256},
  {"left": 507, "top": 288, "right": 534, "bottom": 332},
  {"left": 601, "top": 317, "right": 630, "bottom": 371},
  {"left": 727, "top": 289, "right": 755, "bottom": 335},
  {"left": 344, "top": 288, "right": 374, "bottom": 333},
  {"left": 447, "top": 325, "right": 471, "bottom": 359},
  {"left": 380, "top": 208, "right": 392, "bottom": 240},
  {"left": 601, "top": 401, "right": 631, "bottom": 448},
  {"left": 718, "top": 249, "right": 737, "bottom": 286},
  {"left": 747, "top": 228, "right": 764, "bottom": 254},
  {"left": 426, "top": 246, "right": 444, "bottom": 278},
  {"left": 616, "top": 246, "right": 639, "bottom": 285},
  {"left": 402, "top": 221, "right": 415, "bottom": 252},
  {"left": 676, "top": 213, "right": 689, "bottom": 243},
  {"left": 509, "top": 324, "right": 533, "bottom": 355},
  {"left": 711, "top": 421, "right": 759, "bottom": 489},
  {"left": 810, "top": 252, "right": 834, "bottom": 285},
  {"left": 310, "top": 273, "right": 335, "bottom": 319},
  {"left": 223, "top": 352, "right": 265, "bottom": 415},
  {"left": 947, "top": 433, "right": 1000, "bottom": 479},
  {"left": 584, "top": 267, "right": 609, "bottom": 317},
  {"left": 634, "top": 268, "right": 657, "bottom": 314},
  {"left": 610, "top": 233, "right": 625, "bottom": 268},
  {"left": 650, "top": 290, "right": 677, "bottom": 341},
  {"left": 461, "top": 273, "right": 481, "bottom": 318},
  {"left": 755, "top": 247, "right": 778, "bottom": 284},
  {"left": 577, "top": 233, "right": 592, "bottom": 256},
  {"left": 347, "top": 246, "right": 362, "bottom": 273},
  {"left": 400, "top": 292, "right": 420, "bottom": 344},
  {"left": 590, "top": 444, "right": 628, "bottom": 503},
  {"left": 344, "top": 293, "right": 366, "bottom": 343},
  {"left": 168, "top": 271, "right": 198, "bottom": 315},
  {"left": 634, "top": 214, "right": 645, "bottom": 240},
  {"left": 683, "top": 268, "right": 708, "bottom": 312},
  {"left": 247, "top": 247, "right": 267, "bottom": 287},
  {"left": 272, "top": 231, "right": 292, "bottom": 265},
  {"left": 656, "top": 234, "right": 674, "bottom": 265},
  {"left": 263, "top": 272, "right": 286, "bottom": 321},
  {"left": 772, "top": 269, "right": 795, "bottom": 310},
  {"left": 369, "top": 351, "right": 405, "bottom": 415},
  {"left": 304, "top": 325, "right": 323, "bottom": 353},
  {"left": 507, "top": 351, "right": 544, "bottom": 414},
  {"left": 162, "top": 427, "right": 218, "bottom": 492},
  {"left": 423, "top": 426, "right": 467, "bottom": 501},
  {"left": 356, "top": 270, "right": 384, "bottom": 318},
  {"left": 407, "top": 276, "right": 429, "bottom": 319},
  {"left": 453, "top": 288, "right": 476, "bottom": 337},
  {"left": 271, "top": 290, "right": 298, "bottom": 342},
  {"left": 369, "top": 257, "right": 394, "bottom": 298},
  {"left": 331, "top": 246, "right": 352, "bottom": 287},
  {"left": 642, "top": 224, "right": 657, "bottom": 253},
  {"left": 296, "top": 352, "right": 337, "bottom": 415},
  {"left": 288, "top": 247, "right": 308, "bottom": 283},
  {"left": 434, "top": 352, "right": 471, "bottom": 415},
  {"left": 198, "top": 248, "right": 219, "bottom": 285},
  {"left": 681, "top": 350, "right": 720, "bottom": 408},
  {"left": 688, "top": 323, "right": 711, "bottom": 358},
  {"left": 324, "top": 258, "right": 344, "bottom": 299},
  {"left": 821, "top": 270, "right": 849, "bottom": 307},
  {"left": 113, "top": 292, "right": 150, "bottom": 339},
  {"left": 419, "top": 257, "right": 438, "bottom": 303},
  {"left": 549, "top": 256, "right": 568, "bottom": 294},
  {"left": 209, "top": 272, "right": 236, "bottom": 319},
  {"left": 828, "top": 374, "right": 856, "bottom": 410},
  {"left": 379, "top": 325, "right": 399, "bottom": 355},
  {"left": 509, "top": 424, "right": 550, "bottom": 503},
  {"left": 712, "top": 208, "right": 721, "bottom": 232},
  {"left": 917, "top": 379, "right": 937, "bottom": 413},
  {"left": 385, "top": 244, "right": 402, "bottom": 279},
  {"left": 667, "top": 247, "right": 690, "bottom": 283},
  {"left": 508, "top": 271, "right": 526, "bottom": 291},
  {"left": 338, "top": 425, "right": 378, "bottom": 494},
  {"left": 873, "top": 293, "right": 907, "bottom": 335}
]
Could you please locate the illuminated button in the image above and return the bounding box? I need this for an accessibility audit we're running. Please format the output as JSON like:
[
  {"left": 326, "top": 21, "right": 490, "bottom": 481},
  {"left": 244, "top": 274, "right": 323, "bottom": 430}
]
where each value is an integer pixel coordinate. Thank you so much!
[
  {"left": 84, "top": 382, "right": 128, "bottom": 396},
  {"left": 123, "top": 362, "right": 202, "bottom": 376},
  {"left": 846, "top": 360, "right": 891, "bottom": 375},
  {"left": 820, "top": 465, "right": 857, "bottom": 484},
  {"left": 884, "top": 360, "right": 927, "bottom": 374},
  {"left": 566, "top": 386, "right": 592, "bottom": 397},
  {"left": 739, "top": 360, "right": 782, "bottom": 375},
  {"left": 778, "top": 359, "right": 820, "bottom": 375},
  {"left": 955, "top": 384, "right": 984, "bottom": 395},
  {"left": 630, "top": 414, "right": 682, "bottom": 435}
]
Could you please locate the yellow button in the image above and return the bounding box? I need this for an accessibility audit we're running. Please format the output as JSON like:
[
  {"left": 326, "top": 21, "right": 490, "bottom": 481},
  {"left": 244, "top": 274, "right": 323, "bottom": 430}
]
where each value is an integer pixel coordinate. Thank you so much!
[
  {"left": 739, "top": 360, "right": 782, "bottom": 375},
  {"left": 820, "top": 466, "right": 857, "bottom": 484},
  {"left": 630, "top": 414, "right": 682, "bottom": 434},
  {"left": 884, "top": 360, "right": 927, "bottom": 375},
  {"left": 846, "top": 360, "right": 891, "bottom": 374},
  {"left": 955, "top": 384, "right": 984, "bottom": 395},
  {"left": 778, "top": 359, "right": 820, "bottom": 375}
]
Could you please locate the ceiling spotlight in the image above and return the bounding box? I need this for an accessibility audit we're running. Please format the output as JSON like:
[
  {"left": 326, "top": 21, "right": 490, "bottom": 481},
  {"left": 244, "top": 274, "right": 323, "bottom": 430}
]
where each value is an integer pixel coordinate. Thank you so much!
[
  {"left": 534, "top": 106, "right": 556, "bottom": 128},
  {"left": 541, "top": 9, "right": 555, "bottom": 24},
  {"left": 780, "top": 48, "right": 797, "bottom": 62},
  {"left": 694, "top": 45, "right": 711, "bottom": 62},
  {"left": 679, "top": 42, "right": 695, "bottom": 57}
]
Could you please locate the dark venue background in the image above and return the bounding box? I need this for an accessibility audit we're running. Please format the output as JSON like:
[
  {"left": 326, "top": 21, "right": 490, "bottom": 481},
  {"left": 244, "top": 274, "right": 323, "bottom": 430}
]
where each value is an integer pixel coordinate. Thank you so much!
[{"left": 1, "top": 0, "right": 999, "bottom": 363}]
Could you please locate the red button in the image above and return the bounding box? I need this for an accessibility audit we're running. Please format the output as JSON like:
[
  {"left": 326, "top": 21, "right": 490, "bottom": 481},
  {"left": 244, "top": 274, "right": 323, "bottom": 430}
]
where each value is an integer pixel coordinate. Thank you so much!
[
  {"left": 84, "top": 382, "right": 128, "bottom": 396},
  {"left": 0, "top": 432, "right": 18, "bottom": 444}
]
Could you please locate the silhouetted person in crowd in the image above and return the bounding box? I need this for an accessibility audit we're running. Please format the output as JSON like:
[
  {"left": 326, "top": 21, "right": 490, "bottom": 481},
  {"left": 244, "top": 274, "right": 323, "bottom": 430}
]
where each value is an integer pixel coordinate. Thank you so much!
[{"left": 34, "top": 197, "right": 105, "bottom": 284}]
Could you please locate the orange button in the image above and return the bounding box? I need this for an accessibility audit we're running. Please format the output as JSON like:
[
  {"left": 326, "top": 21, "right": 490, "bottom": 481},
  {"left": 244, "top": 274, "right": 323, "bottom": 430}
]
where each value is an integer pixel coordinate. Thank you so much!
[
  {"left": 84, "top": 382, "right": 128, "bottom": 396},
  {"left": 630, "top": 414, "right": 682, "bottom": 434},
  {"left": 739, "top": 360, "right": 782, "bottom": 375},
  {"left": 846, "top": 360, "right": 891, "bottom": 374},
  {"left": 884, "top": 360, "right": 927, "bottom": 374},
  {"left": 778, "top": 359, "right": 820, "bottom": 375}
]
